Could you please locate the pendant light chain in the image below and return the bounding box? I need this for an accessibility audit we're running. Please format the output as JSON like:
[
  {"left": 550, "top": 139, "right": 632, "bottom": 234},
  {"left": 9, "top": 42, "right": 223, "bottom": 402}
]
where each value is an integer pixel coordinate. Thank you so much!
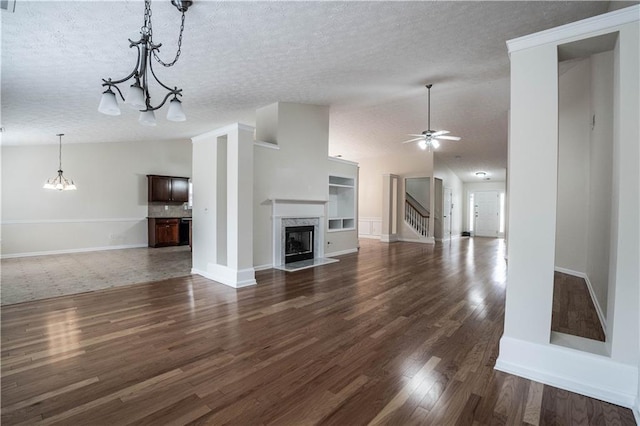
[{"left": 146, "top": 0, "right": 187, "bottom": 68}]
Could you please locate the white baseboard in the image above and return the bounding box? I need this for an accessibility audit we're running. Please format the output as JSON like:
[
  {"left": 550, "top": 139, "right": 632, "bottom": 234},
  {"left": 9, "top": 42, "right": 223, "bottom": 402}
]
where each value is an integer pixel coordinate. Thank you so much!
[
  {"left": 358, "top": 234, "right": 381, "bottom": 240},
  {"left": 398, "top": 236, "right": 435, "bottom": 245},
  {"left": 253, "top": 263, "right": 273, "bottom": 271},
  {"left": 325, "top": 248, "right": 358, "bottom": 257},
  {"left": 192, "top": 265, "right": 257, "bottom": 288},
  {"left": 380, "top": 234, "right": 399, "bottom": 243},
  {"left": 496, "top": 336, "right": 638, "bottom": 409},
  {"left": 1, "top": 244, "right": 148, "bottom": 259},
  {"left": 554, "top": 267, "right": 607, "bottom": 334}
]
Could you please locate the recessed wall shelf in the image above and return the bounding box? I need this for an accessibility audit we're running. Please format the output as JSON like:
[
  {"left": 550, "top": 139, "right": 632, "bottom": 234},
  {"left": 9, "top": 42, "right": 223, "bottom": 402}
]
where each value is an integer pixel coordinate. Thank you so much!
[{"left": 328, "top": 175, "right": 355, "bottom": 232}]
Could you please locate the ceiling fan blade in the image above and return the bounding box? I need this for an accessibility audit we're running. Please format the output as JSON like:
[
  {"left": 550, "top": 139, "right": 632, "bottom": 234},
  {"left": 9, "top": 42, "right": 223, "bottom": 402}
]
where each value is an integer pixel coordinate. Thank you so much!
[
  {"left": 437, "top": 135, "right": 461, "bottom": 141},
  {"left": 401, "top": 137, "right": 424, "bottom": 144},
  {"left": 408, "top": 134, "right": 425, "bottom": 137},
  {"left": 432, "top": 130, "right": 450, "bottom": 136}
]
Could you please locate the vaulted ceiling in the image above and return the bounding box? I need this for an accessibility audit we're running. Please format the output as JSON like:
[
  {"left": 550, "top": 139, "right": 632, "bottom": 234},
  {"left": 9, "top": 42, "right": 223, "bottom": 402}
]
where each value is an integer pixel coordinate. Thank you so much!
[{"left": 1, "top": 1, "right": 622, "bottom": 181}]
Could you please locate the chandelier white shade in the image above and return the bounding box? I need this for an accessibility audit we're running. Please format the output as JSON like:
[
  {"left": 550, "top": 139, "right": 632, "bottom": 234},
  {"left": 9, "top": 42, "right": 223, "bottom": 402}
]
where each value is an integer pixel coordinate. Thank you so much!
[
  {"left": 98, "top": 88, "right": 121, "bottom": 116},
  {"left": 139, "top": 110, "right": 157, "bottom": 126},
  {"left": 99, "top": 0, "right": 192, "bottom": 125},
  {"left": 43, "top": 134, "right": 76, "bottom": 191},
  {"left": 167, "top": 98, "right": 186, "bottom": 121}
]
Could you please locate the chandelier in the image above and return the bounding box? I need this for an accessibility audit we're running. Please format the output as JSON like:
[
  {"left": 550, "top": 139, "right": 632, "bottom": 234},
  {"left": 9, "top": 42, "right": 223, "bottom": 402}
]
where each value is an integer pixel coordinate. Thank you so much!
[
  {"left": 98, "top": 0, "right": 192, "bottom": 126},
  {"left": 43, "top": 134, "right": 77, "bottom": 191}
]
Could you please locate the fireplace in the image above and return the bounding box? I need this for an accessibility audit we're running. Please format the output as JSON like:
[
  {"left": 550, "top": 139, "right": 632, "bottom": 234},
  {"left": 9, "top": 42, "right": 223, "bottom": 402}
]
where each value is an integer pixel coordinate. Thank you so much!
[{"left": 285, "top": 226, "right": 314, "bottom": 263}]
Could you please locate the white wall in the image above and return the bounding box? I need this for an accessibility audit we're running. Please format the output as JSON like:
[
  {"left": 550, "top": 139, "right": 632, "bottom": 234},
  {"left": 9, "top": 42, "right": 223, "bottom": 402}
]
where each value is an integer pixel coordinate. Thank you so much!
[
  {"left": 434, "top": 161, "right": 464, "bottom": 238},
  {"left": 405, "top": 177, "right": 430, "bottom": 209},
  {"left": 586, "top": 50, "right": 614, "bottom": 322},
  {"left": 253, "top": 103, "right": 358, "bottom": 268},
  {"left": 1, "top": 139, "right": 192, "bottom": 257},
  {"left": 555, "top": 50, "right": 614, "bottom": 322},
  {"left": 556, "top": 58, "right": 591, "bottom": 272}
]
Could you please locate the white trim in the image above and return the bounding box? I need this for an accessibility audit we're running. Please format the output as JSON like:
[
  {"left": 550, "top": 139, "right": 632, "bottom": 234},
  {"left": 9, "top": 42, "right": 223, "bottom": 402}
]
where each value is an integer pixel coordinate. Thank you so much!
[
  {"left": 358, "top": 234, "right": 381, "bottom": 240},
  {"left": 270, "top": 198, "right": 328, "bottom": 204},
  {"left": 192, "top": 266, "right": 257, "bottom": 288},
  {"left": 1, "top": 243, "right": 148, "bottom": 259},
  {"left": 496, "top": 336, "right": 638, "bottom": 409},
  {"left": 554, "top": 267, "right": 607, "bottom": 335},
  {"left": 254, "top": 140, "right": 280, "bottom": 150},
  {"left": 253, "top": 263, "right": 273, "bottom": 272},
  {"left": 398, "top": 236, "right": 435, "bottom": 245},
  {"left": 1, "top": 217, "right": 144, "bottom": 225},
  {"left": 325, "top": 248, "right": 358, "bottom": 257},
  {"left": 328, "top": 156, "right": 359, "bottom": 166},
  {"left": 507, "top": 5, "right": 639, "bottom": 54},
  {"left": 380, "top": 234, "right": 398, "bottom": 243},
  {"left": 191, "top": 123, "right": 255, "bottom": 143},
  {"left": 634, "top": 401, "right": 640, "bottom": 425}
]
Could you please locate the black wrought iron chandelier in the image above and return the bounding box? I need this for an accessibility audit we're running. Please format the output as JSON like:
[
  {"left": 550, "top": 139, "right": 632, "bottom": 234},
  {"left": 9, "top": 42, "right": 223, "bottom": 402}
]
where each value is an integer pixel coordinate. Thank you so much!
[
  {"left": 98, "top": 0, "right": 192, "bottom": 126},
  {"left": 43, "top": 134, "right": 76, "bottom": 191}
]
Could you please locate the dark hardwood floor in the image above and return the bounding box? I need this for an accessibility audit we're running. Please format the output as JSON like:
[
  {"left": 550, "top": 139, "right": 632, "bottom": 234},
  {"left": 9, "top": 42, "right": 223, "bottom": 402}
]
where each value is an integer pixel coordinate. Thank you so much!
[
  {"left": 1, "top": 238, "right": 634, "bottom": 425},
  {"left": 552, "top": 272, "right": 606, "bottom": 342}
]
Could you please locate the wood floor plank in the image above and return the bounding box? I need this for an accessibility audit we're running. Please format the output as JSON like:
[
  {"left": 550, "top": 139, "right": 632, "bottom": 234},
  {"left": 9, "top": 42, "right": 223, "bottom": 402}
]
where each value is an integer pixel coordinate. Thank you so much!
[{"left": 1, "top": 238, "right": 634, "bottom": 425}]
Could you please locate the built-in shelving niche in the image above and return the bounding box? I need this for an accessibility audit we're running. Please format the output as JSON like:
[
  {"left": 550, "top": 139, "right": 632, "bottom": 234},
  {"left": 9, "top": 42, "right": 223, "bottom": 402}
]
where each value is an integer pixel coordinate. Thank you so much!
[{"left": 328, "top": 175, "right": 355, "bottom": 232}]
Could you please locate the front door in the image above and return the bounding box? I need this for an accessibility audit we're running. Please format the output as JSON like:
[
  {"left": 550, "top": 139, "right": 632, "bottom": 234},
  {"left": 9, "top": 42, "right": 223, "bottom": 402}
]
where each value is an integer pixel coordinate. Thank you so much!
[{"left": 474, "top": 191, "right": 500, "bottom": 237}]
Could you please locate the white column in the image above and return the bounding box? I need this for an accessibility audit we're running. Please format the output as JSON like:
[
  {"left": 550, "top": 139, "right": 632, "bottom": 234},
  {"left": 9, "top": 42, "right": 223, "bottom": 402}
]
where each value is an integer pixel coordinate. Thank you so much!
[
  {"left": 381, "top": 174, "right": 398, "bottom": 243},
  {"left": 225, "top": 124, "right": 256, "bottom": 287},
  {"left": 191, "top": 123, "right": 256, "bottom": 288}
]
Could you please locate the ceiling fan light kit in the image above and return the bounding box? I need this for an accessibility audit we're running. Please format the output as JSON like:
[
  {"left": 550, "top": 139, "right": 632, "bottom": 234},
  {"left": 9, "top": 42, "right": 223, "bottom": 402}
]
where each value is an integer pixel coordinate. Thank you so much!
[
  {"left": 403, "top": 84, "right": 461, "bottom": 151},
  {"left": 99, "top": 0, "right": 192, "bottom": 125}
]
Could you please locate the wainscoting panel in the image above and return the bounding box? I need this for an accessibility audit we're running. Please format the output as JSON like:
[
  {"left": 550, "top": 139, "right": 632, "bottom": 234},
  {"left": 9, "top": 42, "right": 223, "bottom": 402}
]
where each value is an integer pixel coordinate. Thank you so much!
[{"left": 358, "top": 217, "right": 382, "bottom": 239}]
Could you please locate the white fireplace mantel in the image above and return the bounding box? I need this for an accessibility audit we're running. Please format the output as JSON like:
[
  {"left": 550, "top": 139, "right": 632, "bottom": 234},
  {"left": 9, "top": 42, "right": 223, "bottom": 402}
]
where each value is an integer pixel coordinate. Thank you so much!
[{"left": 271, "top": 199, "right": 327, "bottom": 267}]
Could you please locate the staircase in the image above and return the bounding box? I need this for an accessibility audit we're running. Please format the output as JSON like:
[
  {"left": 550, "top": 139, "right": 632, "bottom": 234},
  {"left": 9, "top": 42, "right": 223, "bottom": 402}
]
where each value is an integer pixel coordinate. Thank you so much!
[{"left": 405, "top": 193, "right": 429, "bottom": 237}]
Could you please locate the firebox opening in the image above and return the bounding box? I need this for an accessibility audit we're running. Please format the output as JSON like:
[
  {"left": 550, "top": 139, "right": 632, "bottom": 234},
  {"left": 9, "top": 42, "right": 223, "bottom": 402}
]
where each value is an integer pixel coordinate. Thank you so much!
[{"left": 285, "top": 225, "right": 314, "bottom": 264}]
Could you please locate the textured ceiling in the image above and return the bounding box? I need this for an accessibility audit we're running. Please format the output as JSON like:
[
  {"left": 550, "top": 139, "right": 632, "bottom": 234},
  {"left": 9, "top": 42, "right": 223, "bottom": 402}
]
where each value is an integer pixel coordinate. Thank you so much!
[{"left": 1, "top": 1, "right": 619, "bottom": 182}]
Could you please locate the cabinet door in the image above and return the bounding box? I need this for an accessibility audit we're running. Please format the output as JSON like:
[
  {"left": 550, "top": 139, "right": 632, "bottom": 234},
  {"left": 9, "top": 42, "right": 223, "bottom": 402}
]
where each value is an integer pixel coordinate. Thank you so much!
[
  {"left": 171, "top": 178, "right": 189, "bottom": 202},
  {"left": 149, "top": 176, "right": 171, "bottom": 202},
  {"left": 155, "top": 221, "right": 179, "bottom": 245}
]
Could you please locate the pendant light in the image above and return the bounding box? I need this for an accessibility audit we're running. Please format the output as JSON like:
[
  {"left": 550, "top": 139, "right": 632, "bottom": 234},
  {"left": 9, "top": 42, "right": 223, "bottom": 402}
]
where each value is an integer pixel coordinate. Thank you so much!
[
  {"left": 43, "top": 134, "right": 77, "bottom": 191},
  {"left": 99, "top": 0, "right": 192, "bottom": 125}
]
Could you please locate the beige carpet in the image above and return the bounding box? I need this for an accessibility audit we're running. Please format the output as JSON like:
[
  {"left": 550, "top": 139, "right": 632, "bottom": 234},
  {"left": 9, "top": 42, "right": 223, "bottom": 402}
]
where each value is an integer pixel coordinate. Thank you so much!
[{"left": 1, "top": 246, "right": 192, "bottom": 305}]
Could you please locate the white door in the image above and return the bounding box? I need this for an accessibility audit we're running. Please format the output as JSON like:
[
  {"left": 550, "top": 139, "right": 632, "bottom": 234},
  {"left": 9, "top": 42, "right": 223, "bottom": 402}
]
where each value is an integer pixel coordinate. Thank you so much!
[
  {"left": 474, "top": 191, "right": 500, "bottom": 237},
  {"left": 443, "top": 188, "right": 452, "bottom": 240}
]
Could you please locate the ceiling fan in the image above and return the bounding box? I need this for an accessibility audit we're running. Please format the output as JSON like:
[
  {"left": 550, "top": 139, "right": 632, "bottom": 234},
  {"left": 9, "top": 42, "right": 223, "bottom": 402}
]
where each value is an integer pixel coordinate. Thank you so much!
[{"left": 403, "top": 84, "right": 461, "bottom": 151}]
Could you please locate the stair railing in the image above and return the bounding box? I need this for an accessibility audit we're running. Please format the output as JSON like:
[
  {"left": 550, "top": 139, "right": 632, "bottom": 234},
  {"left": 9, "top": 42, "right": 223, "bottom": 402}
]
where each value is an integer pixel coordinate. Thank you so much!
[{"left": 405, "top": 193, "right": 429, "bottom": 237}]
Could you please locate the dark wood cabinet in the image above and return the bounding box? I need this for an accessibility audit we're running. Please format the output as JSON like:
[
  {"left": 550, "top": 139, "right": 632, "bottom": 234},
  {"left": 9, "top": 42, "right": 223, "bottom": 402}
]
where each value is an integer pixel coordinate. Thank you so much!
[
  {"left": 147, "top": 175, "right": 190, "bottom": 203},
  {"left": 170, "top": 178, "right": 189, "bottom": 202},
  {"left": 148, "top": 218, "right": 180, "bottom": 247}
]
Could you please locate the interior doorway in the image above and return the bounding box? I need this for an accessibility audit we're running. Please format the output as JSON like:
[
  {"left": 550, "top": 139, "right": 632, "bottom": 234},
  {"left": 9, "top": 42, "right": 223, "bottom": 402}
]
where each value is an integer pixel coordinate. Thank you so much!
[{"left": 443, "top": 187, "right": 453, "bottom": 240}]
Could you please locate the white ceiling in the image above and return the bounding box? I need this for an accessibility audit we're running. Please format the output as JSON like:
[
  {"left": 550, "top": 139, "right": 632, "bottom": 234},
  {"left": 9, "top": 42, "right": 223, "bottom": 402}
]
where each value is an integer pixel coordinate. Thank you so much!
[{"left": 1, "top": 1, "right": 622, "bottom": 182}]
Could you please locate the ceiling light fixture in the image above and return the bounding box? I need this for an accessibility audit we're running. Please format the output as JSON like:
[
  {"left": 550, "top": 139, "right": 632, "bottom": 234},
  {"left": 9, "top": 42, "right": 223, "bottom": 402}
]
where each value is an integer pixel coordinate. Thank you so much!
[
  {"left": 402, "top": 84, "right": 461, "bottom": 151},
  {"left": 99, "top": 0, "right": 192, "bottom": 126},
  {"left": 43, "top": 134, "right": 76, "bottom": 191},
  {"left": 475, "top": 171, "right": 487, "bottom": 177}
]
